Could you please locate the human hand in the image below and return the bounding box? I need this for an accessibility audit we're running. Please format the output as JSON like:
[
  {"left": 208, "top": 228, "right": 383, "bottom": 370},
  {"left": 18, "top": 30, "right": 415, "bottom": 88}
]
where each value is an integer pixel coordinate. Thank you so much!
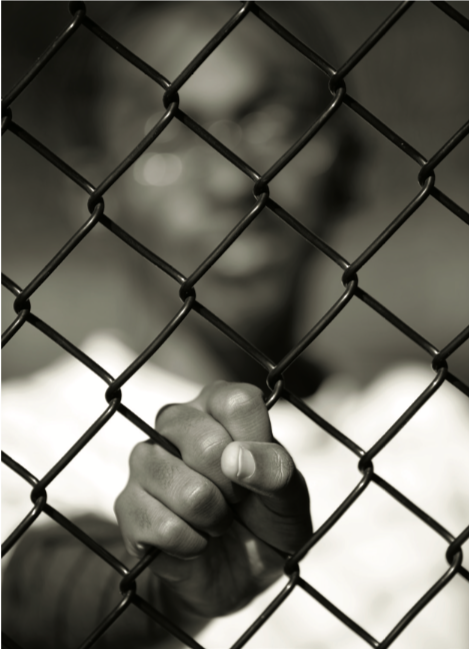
[{"left": 115, "top": 381, "right": 312, "bottom": 618}]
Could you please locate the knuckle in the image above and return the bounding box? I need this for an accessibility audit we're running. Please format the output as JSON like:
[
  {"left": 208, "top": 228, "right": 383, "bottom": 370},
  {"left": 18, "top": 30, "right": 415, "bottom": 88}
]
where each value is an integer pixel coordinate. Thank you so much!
[
  {"left": 157, "top": 404, "right": 205, "bottom": 440},
  {"left": 150, "top": 450, "right": 176, "bottom": 486},
  {"left": 158, "top": 516, "right": 184, "bottom": 547},
  {"left": 129, "top": 441, "right": 150, "bottom": 473},
  {"left": 183, "top": 480, "right": 218, "bottom": 517},
  {"left": 211, "top": 382, "right": 263, "bottom": 418},
  {"left": 158, "top": 516, "right": 207, "bottom": 557},
  {"left": 227, "top": 384, "right": 263, "bottom": 411},
  {"left": 114, "top": 485, "right": 139, "bottom": 525},
  {"left": 130, "top": 442, "right": 176, "bottom": 488},
  {"left": 156, "top": 402, "right": 184, "bottom": 428},
  {"left": 130, "top": 504, "right": 155, "bottom": 533},
  {"left": 198, "top": 435, "right": 226, "bottom": 465},
  {"left": 114, "top": 489, "right": 153, "bottom": 538}
]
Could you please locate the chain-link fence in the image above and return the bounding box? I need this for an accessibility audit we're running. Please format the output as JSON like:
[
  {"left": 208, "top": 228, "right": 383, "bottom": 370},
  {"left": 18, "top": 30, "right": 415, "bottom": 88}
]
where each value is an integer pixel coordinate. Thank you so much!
[{"left": 2, "top": 2, "right": 469, "bottom": 648}]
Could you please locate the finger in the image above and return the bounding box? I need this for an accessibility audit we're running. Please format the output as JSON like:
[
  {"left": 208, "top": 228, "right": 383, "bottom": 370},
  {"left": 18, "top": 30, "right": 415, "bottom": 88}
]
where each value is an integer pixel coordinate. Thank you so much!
[
  {"left": 155, "top": 404, "right": 243, "bottom": 503},
  {"left": 194, "top": 381, "right": 272, "bottom": 444},
  {"left": 114, "top": 485, "right": 208, "bottom": 560},
  {"left": 221, "top": 441, "right": 296, "bottom": 501},
  {"left": 128, "top": 441, "right": 232, "bottom": 537},
  {"left": 150, "top": 548, "right": 201, "bottom": 584},
  {"left": 221, "top": 441, "right": 312, "bottom": 553}
]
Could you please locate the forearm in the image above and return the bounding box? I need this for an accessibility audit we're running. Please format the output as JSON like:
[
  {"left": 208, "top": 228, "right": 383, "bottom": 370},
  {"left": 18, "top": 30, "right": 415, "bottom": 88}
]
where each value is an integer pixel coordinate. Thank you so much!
[{"left": 2, "top": 515, "right": 205, "bottom": 648}]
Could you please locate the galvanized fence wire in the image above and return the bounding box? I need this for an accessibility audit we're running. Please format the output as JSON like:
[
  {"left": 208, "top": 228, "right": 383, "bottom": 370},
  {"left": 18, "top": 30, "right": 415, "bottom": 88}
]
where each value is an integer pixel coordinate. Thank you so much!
[{"left": 1, "top": 1, "right": 469, "bottom": 647}]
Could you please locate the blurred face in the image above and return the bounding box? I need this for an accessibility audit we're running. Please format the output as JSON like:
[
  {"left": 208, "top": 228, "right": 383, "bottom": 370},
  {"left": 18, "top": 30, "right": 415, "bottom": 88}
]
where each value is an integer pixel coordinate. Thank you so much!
[{"left": 99, "top": 5, "right": 337, "bottom": 337}]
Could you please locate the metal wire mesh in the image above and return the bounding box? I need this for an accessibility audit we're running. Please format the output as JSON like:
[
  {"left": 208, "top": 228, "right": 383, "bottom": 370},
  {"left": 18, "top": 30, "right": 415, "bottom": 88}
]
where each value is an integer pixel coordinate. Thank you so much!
[{"left": 2, "top": 1, "right": 468, "bottom": 648}]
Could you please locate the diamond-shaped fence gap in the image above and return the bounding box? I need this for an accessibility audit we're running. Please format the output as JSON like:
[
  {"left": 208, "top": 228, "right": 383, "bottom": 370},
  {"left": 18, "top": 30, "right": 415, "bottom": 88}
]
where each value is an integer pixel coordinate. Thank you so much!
[
  {"left": 320, "top": 361, "right": 439, "bottom": 452},
  {"left": 370, "top": 374, "right": 469, "bottom": 543},
  {"left": 101, "top": 2, "right": 237, "bottom": 86},
  {"left": 112, "top": 342, "right": 202, "bottom": 428},
  {"left": 345, "top": 138, "right": 433, "bottom": 250},
  {"left": 265, "top": 113, "right": 361, "bottom": 231},
  {"left": 399, "top": 574, "right": 469, "bottom": 649},
  {"left": 2, "top": 515, "right": 137, "bottom": 648},
  {"left": 1, "top": 136, "right": 82, "bottom": 288},
  {"left": 95, "top": 590, "right": 181, "bottom": 649},
  {"left": 247, "top": 0, "right": 340, "bottom": 65},
  {"left": 3, "top": 225, "right": 132, "bottom": 358},
  {"left": 203, "top": 576, "right": 370, "bottom": 649},
  {"left": 302, "top": 481, "right": 456, "bottom": 642},
  {"left": 352, "top": 201, "right": 469, "bottom": 368},
  {"left": 140, "top": 308, "right": 270, "bottom": 390},
  {"left": 132, "top": 157, "right": 254, "bottom": 274},
  {"left": 1, "top": 300, "right": 72, "bottom": 381},
  {"left": 177, "top": 5, "right": 330, "bottom": 116},
  {"left": 299, "top": 284, "right": 437, "bottom": 384},
  {"left": 77, "top": 40, "right": 170, "bottom": 179},
  {"left": 336, "top": 3, "right": 469, "bottom": 157},
  {"left": 298, "top": 126, "right": 430, "bottom": 269},
  {"left": 193, "top": 208, "right": 314, "bottom": 329},
  {"left": 315, "top": 2, "right": 409, "bottom": 71},
  {"left": 1, "top": 350, "right": 115, "bottom": 479},
  {"left": 37, "top": 401, "right": 149, "bottom": 527}
]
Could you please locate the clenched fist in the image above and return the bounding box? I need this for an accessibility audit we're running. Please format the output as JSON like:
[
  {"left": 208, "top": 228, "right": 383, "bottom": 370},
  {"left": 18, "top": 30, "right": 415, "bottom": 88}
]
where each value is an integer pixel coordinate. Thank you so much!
[{"left": 115, "top": 381, "right": 312, "bottom": 618}]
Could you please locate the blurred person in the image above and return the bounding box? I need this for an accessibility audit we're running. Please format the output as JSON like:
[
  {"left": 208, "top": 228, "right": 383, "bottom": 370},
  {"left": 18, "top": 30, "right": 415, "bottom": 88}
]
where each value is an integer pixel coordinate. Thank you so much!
[
  {"left": 2, "top": 3, "right": 469, "bottom": 649},
  {"left": 66, "top": 0, "right": 355, "bottom": 395}
]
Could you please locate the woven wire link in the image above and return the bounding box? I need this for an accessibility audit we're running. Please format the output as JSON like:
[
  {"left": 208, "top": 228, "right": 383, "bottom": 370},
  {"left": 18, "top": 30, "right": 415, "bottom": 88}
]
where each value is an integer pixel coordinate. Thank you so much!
[{"left": 2, "top": 2, "right": 468, "bottom": 648}]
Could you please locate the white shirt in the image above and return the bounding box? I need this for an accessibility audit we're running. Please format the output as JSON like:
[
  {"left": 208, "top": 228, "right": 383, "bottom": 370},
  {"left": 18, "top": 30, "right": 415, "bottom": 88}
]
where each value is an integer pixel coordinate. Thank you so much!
[{"left": 2, "top": 332, "right": 469, "bottom": 648}]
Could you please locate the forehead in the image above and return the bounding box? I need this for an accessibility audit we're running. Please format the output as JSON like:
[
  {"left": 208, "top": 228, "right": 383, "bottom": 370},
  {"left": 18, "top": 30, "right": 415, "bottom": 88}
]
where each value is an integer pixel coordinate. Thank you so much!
[{"left": 107, "top": 4, "right": 320, "bottom": 120}]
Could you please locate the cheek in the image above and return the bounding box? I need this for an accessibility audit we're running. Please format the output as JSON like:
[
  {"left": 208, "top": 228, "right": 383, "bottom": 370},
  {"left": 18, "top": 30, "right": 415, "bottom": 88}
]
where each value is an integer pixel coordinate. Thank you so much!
[
  {"left": 117, "top": 174, "right": 195, "bottom": 232},
  {"left": 111, "top": 176, "right": 217, "bottom": 272}
]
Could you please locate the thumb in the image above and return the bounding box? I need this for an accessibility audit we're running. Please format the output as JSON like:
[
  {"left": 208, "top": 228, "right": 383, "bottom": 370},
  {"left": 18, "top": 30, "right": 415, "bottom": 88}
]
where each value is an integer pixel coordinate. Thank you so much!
[
  {"left": 221, "top": 441, "right": 312, "bottom": 554},
  {"left": 221, "top": 441, "right": 295, "bottom": 497}
]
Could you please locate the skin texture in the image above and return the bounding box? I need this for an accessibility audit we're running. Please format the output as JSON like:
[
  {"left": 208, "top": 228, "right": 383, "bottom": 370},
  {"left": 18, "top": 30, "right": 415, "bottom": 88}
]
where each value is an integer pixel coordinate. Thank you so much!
[{"left": 115, "top": 381, "right": 312, "bottom": 618}]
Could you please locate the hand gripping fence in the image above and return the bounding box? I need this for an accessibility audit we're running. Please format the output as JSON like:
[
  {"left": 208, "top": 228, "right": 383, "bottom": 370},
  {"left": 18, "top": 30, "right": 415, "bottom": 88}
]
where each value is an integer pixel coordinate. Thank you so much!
[{"left": 2, "top": 2, "right": 469, "bottom": 648}]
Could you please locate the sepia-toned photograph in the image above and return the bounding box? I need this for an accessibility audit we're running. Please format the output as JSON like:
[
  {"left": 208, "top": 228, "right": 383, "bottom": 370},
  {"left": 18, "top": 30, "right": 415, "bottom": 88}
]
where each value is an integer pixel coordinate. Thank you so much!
[{"left": 2, "top": 2, "right": 469, "bottom": 648}]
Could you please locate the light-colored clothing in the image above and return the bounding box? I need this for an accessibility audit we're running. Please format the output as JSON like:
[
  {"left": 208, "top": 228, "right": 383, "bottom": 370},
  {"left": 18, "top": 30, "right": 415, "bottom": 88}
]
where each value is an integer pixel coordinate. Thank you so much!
[{"left": 2, "top": 332, "right": 468, "bottom": 648}]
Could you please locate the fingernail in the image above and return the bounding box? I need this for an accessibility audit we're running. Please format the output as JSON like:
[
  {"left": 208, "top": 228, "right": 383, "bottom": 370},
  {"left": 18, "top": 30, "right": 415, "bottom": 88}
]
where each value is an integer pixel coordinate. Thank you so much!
[
  {"left": 237, "top": 447, "right": 255, "bottom": 480},
  {"left": 135, "top": 542, "right": 148, "bottom": 555}
]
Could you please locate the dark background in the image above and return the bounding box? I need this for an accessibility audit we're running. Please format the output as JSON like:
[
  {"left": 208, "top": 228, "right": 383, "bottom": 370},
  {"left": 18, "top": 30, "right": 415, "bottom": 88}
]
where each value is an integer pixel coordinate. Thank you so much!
[{"left": 2, "top": 1, "right": 468, "bottom": 385}]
